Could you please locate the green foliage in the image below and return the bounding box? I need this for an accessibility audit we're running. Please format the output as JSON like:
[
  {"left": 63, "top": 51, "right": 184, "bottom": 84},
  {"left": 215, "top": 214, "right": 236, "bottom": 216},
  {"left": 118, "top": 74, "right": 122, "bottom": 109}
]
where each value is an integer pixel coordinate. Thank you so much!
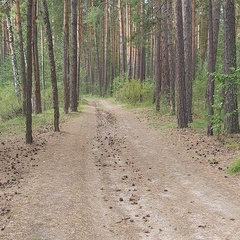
[
  {"left": 209, "top": 69, "right": 240, "bottom": 135},
  {"left": 227, "top": 158, "right": 240, "bottom": 174},
  {"left": 113, "top": 75, "right": 154, "bottom": 105},
  {"left": 0, "top": 82, "right": 22, "bottom": 121},
  {"left": 192, "top": 76, "right": 207, "bottom": 118},
  {"left": 84, "top": 6, "right": 104, "bottom": 26}
]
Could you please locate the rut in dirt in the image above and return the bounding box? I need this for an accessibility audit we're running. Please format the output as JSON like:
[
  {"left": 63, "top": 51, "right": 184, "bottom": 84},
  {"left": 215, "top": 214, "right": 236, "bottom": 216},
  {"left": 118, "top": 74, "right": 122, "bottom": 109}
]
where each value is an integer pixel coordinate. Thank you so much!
[{"left": 1, "top": 100, "right": 240, "bottom": 240}]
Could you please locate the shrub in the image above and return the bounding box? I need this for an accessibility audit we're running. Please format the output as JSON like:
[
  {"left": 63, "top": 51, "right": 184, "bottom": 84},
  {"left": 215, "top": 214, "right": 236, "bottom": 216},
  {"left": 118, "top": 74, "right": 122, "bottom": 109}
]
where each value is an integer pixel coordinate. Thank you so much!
[
  {"left": 113, "top": 75, "right": 154, "bottom": 105},
  {"left": 0, "top": 83, "right": 22, "bottom": 121}
]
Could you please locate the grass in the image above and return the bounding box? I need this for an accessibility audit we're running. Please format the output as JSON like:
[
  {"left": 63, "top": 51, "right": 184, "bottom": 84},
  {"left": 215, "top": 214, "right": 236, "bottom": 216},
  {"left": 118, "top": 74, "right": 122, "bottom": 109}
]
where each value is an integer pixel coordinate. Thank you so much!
[
  {"left": 227, "top": 158, "right": 240, "bottom": 174},
  {"left": 0, "top": 107, "right": 83, "bottom": 136}
]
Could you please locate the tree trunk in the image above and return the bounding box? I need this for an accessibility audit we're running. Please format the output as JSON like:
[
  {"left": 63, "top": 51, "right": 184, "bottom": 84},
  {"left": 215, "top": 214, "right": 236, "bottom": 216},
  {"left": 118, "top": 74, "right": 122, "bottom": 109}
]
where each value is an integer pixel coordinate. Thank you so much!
[
  {"left": 32, "top": 0, "right": 42, "bottom": 114},
  {"left": 26, "top": 0, "right": 33, "bottom": 144},
  {"left": 15, "top": 0, "right": 27, "bottom": 115},
  {"left": 41, "top": 0, "right": 60, "bottom": 132},
  {"left": 6, "top": 13, "right": 20, "bottom": 99},
  {"left": 63, "top": 0, "right": 70, "bottom": 114},
  {"left": 155, "top": 20, "right": 161, "bottom": 112},
  {"left": 70, "top": 0, "right": 78, "bottom": 111},
  {"left": 118, "top": 0, "right": 125, "bottom": 74},
  {"left": 206, "top": 0, "right": 215, "bottom": 136},
  {"left": 168, "top": 0, "right": 176, "bottom": 115},
  {"left": 223, "top": 0, "right": 239, "bottom": 133},
  {"left": 103, "top": 0, "right": 109, "bottom": 95},
  {"left": 175, "top": 0, "right": 188, "bottom": 128},
  {"left": 161, "top": 0, "right": 170, "bottom": 95},
  {"left": 183, "top": 0, "right": 193, "bottom": 123}
]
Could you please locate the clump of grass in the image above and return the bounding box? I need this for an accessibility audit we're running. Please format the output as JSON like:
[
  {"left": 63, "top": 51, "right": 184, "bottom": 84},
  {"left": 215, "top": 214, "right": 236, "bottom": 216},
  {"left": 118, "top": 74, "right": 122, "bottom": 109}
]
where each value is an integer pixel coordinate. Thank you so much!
[{"left": 227, "top": 158, "right": 240, "bottom": 174}]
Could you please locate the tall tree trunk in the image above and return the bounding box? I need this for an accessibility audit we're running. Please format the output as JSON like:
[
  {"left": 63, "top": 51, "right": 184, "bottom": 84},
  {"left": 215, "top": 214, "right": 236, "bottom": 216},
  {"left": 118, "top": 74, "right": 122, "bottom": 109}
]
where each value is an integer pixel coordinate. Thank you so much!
[
  {"left": 206, "top": 0, "right": 221, "bottom": 135},
  {"left": 41, "top": 0, "right": 60, "bottom": 132},
  {"left": 168, "top": 0, "right": 176, "bottom": 115},
  {"left": 40, "top": 25, "right": 46, "bottom": 110},
  {"left": 6, "top": 12, "right": 20, "bottom": 99},
  {"left": 63, "top": 0, "right": 70, "bottom": 114},
  {"left": 223, "top": 0, "right": 239, "bottom": 133},
  {"left": 70, "top": 0, "right": 78, "bottom": 111},
  {"left": 118, "top": 0, "right": 125, "bottom": 74},
  {"left": 126, "top": 0, "right": 132, "bottom": 80},
  {"left": 103, "top": 0, "right": 109, "bottom": 95},
  {"left": 161, "top": 1, "right": 170, "bottom": 96},
  {"left": 77, "top": 0, "right": 82, "bottom": 101},
  {"left": 15, "top": 0, "right": 27, "bottom": 115},
  {"left": 26, "top": 0, "right": 33, "bottom": 144},
  {"left": 183, "top": 0, "right": 193, "bottom": 123},
  {"left": 32, "top": 0, "right": 42, "bottom": 114},
  {"left": 206, "top": 0, "right": 215, "bottom": 135},
  {"left": 192, "top": 0, "right": 197, "bottom": 81},
  {"left": 175, "top": 0, "right": 188, "bottom": 128},
  {"left": 155, "top": 19, "right": 161, "bottom": 112},
  {"left": 212, "top": 0, "right": 221, "bottom": 67},
  {"left": 110, "top": 2, "right": 116, "bottom": 94}
]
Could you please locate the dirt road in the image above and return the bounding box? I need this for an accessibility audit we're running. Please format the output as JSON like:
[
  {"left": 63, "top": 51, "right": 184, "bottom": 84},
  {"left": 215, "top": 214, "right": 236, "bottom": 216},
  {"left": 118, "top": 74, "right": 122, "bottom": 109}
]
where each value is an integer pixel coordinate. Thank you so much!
[{"left": 1, "top": 100, "right": 240, "bottom": 240}]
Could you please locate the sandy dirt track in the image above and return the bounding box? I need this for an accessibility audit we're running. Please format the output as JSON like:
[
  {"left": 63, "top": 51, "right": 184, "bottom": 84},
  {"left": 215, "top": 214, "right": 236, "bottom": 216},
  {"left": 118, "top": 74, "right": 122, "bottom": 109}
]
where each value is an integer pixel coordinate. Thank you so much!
[{"left": 1, "top": 100, "right": 240, "bottom": 240}]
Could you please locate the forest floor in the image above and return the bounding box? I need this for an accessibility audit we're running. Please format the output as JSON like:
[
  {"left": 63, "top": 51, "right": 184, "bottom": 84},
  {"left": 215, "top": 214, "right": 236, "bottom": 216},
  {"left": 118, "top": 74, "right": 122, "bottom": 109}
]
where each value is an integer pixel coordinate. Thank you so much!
[{"left": 1, "top": 100, "right": 240, "bottom": 240}]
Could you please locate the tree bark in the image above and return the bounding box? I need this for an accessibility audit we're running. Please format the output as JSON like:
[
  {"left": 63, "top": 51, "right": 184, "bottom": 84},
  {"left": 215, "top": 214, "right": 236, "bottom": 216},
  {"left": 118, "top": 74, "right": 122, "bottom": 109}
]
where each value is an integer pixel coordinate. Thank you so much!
[
  {"left": 118, "top": 0, "right": 125, "bottom": 74},
  {"left": 223, "top": 0, "right": 239, "bottom": 133},
  {"left": 63, "top": 0, "right": 70, "bottom": 114},
  {"left": 15, "top": 0, "right": 27, "bottom": 115},
  {"left": 206, "top": 0, "right": 215, "bottom": 136},
  {"left": 6, "top": 13, "right": 20, "bottom": 99},
  {"left": 175, "top": 0, "right": 188, "bottom": 128},
  {"left": 26, "top": 0, "right": 33, "bottom": 144},
  {"left": 32, "top": 0, "right": 42, "bottom": 114},
  {"left": 41, "top": 0, "right": 60, "bottom": 132},
  {"left": 183, "top": 0, "right": 193, "bottom": 123},
  {"left": 70, "top": 0, "right": 78, "bottom": 111}
]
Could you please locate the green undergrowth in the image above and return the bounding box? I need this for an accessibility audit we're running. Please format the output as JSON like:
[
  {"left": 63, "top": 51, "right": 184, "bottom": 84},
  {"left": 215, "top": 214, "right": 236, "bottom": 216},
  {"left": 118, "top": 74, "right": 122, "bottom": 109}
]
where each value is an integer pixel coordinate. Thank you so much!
[
  {"left": 0, "top": 107, "right": 82, "bottom": 136},
  {"left": 227, "top": 158, "right": 240, "bottom": 174}
]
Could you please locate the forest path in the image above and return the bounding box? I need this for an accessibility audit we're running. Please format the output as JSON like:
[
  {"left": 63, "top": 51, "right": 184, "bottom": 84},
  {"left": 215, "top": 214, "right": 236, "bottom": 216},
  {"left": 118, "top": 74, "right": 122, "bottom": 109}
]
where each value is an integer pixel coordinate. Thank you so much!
[{"left": 1, "top": 100, "right": 240, "bottom": 240}]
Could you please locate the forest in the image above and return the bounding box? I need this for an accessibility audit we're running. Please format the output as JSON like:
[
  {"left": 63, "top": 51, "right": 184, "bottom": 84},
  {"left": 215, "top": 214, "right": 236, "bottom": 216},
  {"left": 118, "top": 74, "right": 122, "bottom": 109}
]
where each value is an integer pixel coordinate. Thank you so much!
[{"left": 0, "top": 0, "right": 240, "bottom": 142}]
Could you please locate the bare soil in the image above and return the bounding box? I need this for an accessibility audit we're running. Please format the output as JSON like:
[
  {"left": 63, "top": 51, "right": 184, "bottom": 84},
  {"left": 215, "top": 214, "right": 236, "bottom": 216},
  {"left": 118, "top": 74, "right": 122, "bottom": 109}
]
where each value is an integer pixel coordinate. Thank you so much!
[{"left": 1, "top": 100, "right": 240, "bottom": 240}]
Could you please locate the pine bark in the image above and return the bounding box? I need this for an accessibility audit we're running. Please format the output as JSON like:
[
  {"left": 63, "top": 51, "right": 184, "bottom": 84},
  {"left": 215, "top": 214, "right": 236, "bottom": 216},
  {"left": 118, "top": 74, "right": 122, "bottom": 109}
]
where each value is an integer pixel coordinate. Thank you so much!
[
  {"left": 26, "top": 0, "right": 33, "bottom": 144},
  {"left": 206, "top": 0, "right": 215, "bottom": 135},
  {"left": 223, "top": 0, "right": 239, "bottom": 133},
  {"left": 15, "top": 0, "right": 27, "bottom": 115},
  {"left": 183, "top": 0, "right": 193, "bottom": 122},
  {"left": 6, "top": 13, "right": 20, "bottom": 99},
  {"left": 175, "top": 0, "right": 188, "bottom": 128},
  {"left": 41, "top": 0, "right": 60, "bottom": 132},
  {"left": 32, "top": 0, "right": 42, "bottom": 114},
  {"left": 63, "top": 0, "right": 70, "bottom": 114},
  {"left": 70, "top": 0, "right": 78, "bottom": 111}
]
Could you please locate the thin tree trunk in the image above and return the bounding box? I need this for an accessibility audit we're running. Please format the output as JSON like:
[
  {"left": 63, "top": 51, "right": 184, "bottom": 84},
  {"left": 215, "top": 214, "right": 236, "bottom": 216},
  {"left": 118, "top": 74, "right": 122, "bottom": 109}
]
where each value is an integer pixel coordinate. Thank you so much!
[
  {"left": 168, "top": 0, "right": 176, "bottom": 115},
  {"left": 155, "top": 20, "right": 161, "bottom": 112},
  {"left": 6, "top": 13, "right": 20, "bottom": 99},
  {"left": 26, "top": 0, "right": 33, "bottom": 144},
  {"left": 183, "top": 0, "right": 193, "bottom": 123},
  {"left": 118, "top": 0, "right": 125, "bottom": 74},
  {"left": 63, "top": 0, "right": 70, "bottom": 114},
  {"left": 207, "top": 0, "right": 215, "bottom": 135},
  {"left": 70, "top": 0, "right": 78, "bottom": 111},
  {"left": 103, "top": 0, "right": 109, "bottom": 95},
  {"left": 41, "top": 0, "right": 60, "bottom": 132},
  {"left": 77, "top": 0, "right": 82, "bottom": 101},
  {"left": 15, "top": 0, "right": 27, "bottom": 115},
  {"left": 32, "top": 0, "right": 42, "bottom": 114}
]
